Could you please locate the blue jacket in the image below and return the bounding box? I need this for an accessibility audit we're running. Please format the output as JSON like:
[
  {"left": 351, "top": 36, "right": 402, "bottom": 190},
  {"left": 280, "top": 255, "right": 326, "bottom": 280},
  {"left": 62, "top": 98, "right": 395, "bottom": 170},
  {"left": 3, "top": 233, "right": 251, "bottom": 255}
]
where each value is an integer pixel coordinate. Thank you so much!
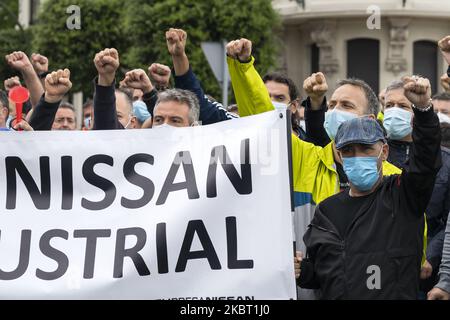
[
  {"left": 426, "top": 146, "right": 450, "bottom": 268},
  {"left": 173, "top": 67, "right": 238, "bottom": 125},
  {"left": 387, "top": 139, "right": 411, "bottom": 170},
  {"left": 142, "top": 67, "right": 238, "bottom": 126}
]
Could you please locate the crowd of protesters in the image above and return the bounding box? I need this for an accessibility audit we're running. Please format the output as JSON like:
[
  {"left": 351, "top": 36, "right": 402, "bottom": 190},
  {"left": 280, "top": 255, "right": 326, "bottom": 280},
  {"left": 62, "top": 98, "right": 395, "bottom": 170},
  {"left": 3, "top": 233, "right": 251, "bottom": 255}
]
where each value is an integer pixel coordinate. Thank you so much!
[{"left": 1, "top": 28, "right": 450, "bottom": 300}]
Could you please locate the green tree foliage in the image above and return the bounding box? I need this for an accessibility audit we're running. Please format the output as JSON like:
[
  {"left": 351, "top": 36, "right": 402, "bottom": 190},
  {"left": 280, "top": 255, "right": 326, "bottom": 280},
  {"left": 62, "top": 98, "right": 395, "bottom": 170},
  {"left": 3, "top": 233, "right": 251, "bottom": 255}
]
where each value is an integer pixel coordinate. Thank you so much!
[
  {"left": 6, "top": 0, "right": 279, "bottom": 99},
  {"left": 32, "top": 0, "right": 129, "bottom": 95},
  {"left": 0, "top": 0, "right": 32, "bottom": 86},
  {"left": 123, "top": 0, "right": 281, "bottom": 100},
  {"left": 0, "top": 0, "right": 19, "bottom": 29}
]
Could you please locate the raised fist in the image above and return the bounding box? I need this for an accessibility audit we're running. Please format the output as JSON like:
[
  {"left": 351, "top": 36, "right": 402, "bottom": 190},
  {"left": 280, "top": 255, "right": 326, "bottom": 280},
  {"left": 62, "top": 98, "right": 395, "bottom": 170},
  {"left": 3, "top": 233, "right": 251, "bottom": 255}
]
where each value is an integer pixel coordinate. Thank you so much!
[
  {"left": 4, "top": 76, "right": 21, "bottom": 91},
  {"left": 303, "top": 72, "right": 328, "bottom": 107},
  {"left": 44, "top": 69, "right": 72, "bottom": 103},
  {"left": 438, "top": 35, "right": 450, "bottom": 66},
  {"left": 441, "top": 73, "right": 450, "bottom": 92},
  {"left": 403, "top": 75, "right": 432, "bottom": 109},
  {"left": 31, "top": 53, "right": 49, "bottom": 74},
  {"left": 5, "top": 51, "right": 33, "bottom": 73},
  {"left": 166, "top": 28, "right": 187, "bottom": 57},
  {"left": 148, "top": 63, "right": 171, "bottom": 89},
  {"left": 226, "top": 39, "right": 252, "bottom": 62},
  {"left": 120, "top": 69, "right": 154, "bottom": 94},
  {"left": 94, "top": 48, "right": 119, "bottom": 85}
]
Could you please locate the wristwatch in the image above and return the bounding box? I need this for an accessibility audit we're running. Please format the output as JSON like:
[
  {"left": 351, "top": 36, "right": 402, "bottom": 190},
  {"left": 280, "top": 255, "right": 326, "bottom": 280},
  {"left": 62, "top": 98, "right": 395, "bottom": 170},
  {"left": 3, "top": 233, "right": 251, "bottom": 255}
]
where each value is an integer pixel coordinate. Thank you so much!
[
  {"left": 38, "top": 71, "right": 50, "bottom": 79},
  {"left": 412, "top": 99, "right": 433, "bottom": 112}
]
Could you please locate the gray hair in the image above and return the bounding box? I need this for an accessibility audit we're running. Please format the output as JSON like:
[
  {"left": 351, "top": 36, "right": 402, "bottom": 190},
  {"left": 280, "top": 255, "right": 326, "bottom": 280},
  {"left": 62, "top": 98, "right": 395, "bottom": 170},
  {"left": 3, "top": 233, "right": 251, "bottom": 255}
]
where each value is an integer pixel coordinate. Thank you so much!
[
  {"left": 58, "top": 101, "right": 77, "bottom": 124},
  {"left": 385, "top": 80, "right": 405, "bottom": 93},
  {"left": 155, "top": 89, "right": 200, "bottom": 125},
  {"left": 337, "top": 78, "right": 379, "bottom": 116},
  {"left": 115, "top": 88, "right": 134, "bottom": 116},
  {"left": 432, "top": 92, "right": 450, "bottom": 101},
  {"left": 59, "top": 101, "right": 76, "bottom": 112}
]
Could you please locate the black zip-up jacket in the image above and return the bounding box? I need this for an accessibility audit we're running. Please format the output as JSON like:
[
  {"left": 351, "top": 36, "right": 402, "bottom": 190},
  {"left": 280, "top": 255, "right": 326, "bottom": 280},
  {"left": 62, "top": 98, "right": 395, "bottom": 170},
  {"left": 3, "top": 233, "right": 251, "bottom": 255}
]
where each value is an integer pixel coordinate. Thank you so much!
[
  {"left": 28, "top": 94, "right": 60, "bottom": 131},
  {"left": 387, "top": 139, "right": 411, "bottom": 170},
  {"left": 302, "top": 96, "right": 330, "bottom": 146},
  {"left": 425, "top": 146, "right": 450, "bottom": 272},
  {"left": 298, "top": 107, "right": 442, "bottom": 300},
  {"left": 93, "top": 78, "right": 123, "bottom": 130}
]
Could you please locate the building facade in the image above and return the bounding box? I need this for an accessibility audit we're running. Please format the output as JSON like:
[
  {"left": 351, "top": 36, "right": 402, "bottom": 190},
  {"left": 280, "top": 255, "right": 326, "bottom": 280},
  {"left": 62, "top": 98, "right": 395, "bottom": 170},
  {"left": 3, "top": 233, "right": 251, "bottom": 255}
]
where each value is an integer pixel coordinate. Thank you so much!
[
  {"left": 17, "top": 0, "right": 450, "bottom": 97},
  {"left": 18, "top": 0, "right": 40, "bottom": 28},
  {"left": 18, "top": 0, "right": 84, "bottom": 128},
  {"left": 272, "top": 0, "right": 450, "bottom": 96}
]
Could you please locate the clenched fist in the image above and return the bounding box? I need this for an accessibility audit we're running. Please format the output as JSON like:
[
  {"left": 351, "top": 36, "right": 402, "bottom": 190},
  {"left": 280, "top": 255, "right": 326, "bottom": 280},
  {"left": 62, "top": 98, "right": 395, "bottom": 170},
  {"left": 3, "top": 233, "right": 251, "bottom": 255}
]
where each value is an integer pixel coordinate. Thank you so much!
[
  {"left": 427, "top": 287, "right": 450, "bottom": 300},
  {"left": 226, "top": 39, "right": 252, "bottom": 62},
  {"left": 420, "top": 260, "right": 433, "bottom": 280},
  {"left": 148, "top": 63, "right": 171, "bottom": 89},
  {"left": 294, "top": 251, "right": 303, "bottom": 279},
  {"left": 94, "top": 48, "right": 119, "bottom": 86},
  {"left": 438, "top": 35, "right": 450, "bottom": 66},
  {"left": 403, "top": 75, "right": 432, "bottom": 109},
  {"left": 13, "top": 120, "right": 34, "bottom": 132},
  {"left": 303, "top": 72, "right": 328, "bottom": 108},
  {"left": 31, "top": 53, "right": 49, "bottom": 74},
  {"left": 5, "top": 51, "right": 33, "bottom": 73},
  {"left": 44, "top": 69, "right": 72, "bottom": 103},
  {"left": 441, "top": 73, "right": 450, "bottom": 92},
  {"left": 120, "top": 69, "right": 154, "bottom": 94},
  {"left": 4, "top": 76, "right": 21, "bottom": 91},
  {"left": 166, "top": 28, "right": 187, "bottom": 57}
]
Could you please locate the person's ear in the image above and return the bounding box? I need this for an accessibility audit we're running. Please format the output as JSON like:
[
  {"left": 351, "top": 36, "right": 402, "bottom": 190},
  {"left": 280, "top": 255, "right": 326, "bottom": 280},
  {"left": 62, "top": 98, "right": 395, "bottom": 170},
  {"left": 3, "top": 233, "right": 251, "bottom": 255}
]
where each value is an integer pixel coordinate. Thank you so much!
[
  {"left": 336, "top": 150, "right": 344, "bottom": 164},
  {"left": 191, "top": 120, "right": 199, "bottom": 127},
  {"left": 290, "top": 99, "right": 299, "bottom": 114},
  {"left": 381, "top": 143, "right": 389, "bottom": 161},
  {"left": 368, "top": 114, "right": 376, "bottom": 120},
  {"left": 130, "top": 116, "right": 137, "bottom": 129}
]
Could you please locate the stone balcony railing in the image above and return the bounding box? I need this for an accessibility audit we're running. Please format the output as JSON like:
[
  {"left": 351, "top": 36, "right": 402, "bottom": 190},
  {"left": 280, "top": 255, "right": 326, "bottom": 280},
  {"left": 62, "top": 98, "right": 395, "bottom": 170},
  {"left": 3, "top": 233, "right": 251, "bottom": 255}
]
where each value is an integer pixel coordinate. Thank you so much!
[{"left": 272, "top": 0, "right": 450, "bottom": 22}]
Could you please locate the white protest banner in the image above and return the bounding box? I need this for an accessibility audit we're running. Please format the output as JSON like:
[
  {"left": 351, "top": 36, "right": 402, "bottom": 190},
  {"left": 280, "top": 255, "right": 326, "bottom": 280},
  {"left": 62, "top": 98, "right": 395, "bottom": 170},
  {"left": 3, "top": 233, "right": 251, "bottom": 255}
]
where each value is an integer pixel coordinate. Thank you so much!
[{"left": 0, "top": 110, "right": 296, "bottom": 299}]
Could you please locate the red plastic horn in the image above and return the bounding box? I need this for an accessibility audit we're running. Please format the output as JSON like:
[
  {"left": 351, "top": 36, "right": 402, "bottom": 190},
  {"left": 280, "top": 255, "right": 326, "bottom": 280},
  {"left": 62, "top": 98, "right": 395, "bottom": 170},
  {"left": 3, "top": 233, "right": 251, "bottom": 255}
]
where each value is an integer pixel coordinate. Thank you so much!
[{"left": 8, "top": 86, "right": 30, "bottom": 131}]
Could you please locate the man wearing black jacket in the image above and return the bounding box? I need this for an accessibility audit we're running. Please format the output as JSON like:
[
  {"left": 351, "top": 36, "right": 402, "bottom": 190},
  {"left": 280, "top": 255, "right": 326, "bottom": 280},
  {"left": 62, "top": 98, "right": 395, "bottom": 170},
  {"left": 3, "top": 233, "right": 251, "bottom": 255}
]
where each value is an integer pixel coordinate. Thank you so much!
[
  {"left": 295, "top": 76, "right": 442, "bottom": 299},
  {"left": 93, "top": 48, "right": 137, "bottom": 130},
  {"left": 29, "top": 69, "right": 73, "bottom": 131}
]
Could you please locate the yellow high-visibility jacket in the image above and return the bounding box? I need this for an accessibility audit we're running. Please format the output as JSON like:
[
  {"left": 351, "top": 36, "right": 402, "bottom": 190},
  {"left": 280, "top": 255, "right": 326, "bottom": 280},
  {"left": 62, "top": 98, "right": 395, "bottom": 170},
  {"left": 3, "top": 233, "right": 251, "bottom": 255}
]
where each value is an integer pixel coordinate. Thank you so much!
[{"left": 227, "top": 56, "right": 426, "bottom": 264}]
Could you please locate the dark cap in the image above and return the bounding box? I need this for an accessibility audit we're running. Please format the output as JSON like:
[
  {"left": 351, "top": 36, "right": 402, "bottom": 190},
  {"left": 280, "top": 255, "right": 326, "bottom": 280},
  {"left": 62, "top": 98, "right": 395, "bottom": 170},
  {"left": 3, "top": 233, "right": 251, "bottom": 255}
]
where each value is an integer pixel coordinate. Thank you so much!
[{"left": 335, "top": 117, "right": 386, "bottom": 150}]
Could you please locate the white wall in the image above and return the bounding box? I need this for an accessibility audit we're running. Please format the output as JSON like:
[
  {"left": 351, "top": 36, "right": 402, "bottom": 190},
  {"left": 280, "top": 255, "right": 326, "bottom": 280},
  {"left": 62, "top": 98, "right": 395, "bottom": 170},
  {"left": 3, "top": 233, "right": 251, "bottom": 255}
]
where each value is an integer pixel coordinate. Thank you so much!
[{"left": 276, "top": 2, "right": 450, "bottom": 97}]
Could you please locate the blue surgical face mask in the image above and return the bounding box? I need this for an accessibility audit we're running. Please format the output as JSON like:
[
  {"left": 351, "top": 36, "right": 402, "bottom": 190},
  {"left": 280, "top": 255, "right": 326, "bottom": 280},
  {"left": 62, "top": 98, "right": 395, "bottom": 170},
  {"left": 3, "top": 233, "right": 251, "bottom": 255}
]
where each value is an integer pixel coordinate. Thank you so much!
[
  {"left": 272, "top": 101, "right": 288, "bottom": 111},
  {"left": 383, "top": 107, "right": 412, "bottom": 140},
  {"left": 152, "top": 123, "right": 175, "bottom": 129},
  {"left": 324, "top": 109, "right": 358, "bottom": 140},
  {"left": 299, "top": 120, "right": 306, "bottom": 131},
  {"left": 84, "top": 116, "right": 91, "bottom": 129},
  {"left": 123, "top": 115, "right": 133, "bottom": 129},
  {"left": 342, "top": 146, "right": 383, "bottom": 192},
  {"left": 437, "top": 112, "right": 450, "bottom": 124},
  {"left": 5, "top": 115, "right": 13, "bottom": 128}
]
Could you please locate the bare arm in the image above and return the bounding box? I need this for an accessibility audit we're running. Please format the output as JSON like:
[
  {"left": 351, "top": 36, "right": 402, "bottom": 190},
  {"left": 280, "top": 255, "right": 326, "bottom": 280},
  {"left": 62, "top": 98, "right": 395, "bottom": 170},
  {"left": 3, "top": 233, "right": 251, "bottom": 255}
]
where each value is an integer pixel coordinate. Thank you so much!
[{"left": 5, "top": 51, "right": 44, "bottom": 108}]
